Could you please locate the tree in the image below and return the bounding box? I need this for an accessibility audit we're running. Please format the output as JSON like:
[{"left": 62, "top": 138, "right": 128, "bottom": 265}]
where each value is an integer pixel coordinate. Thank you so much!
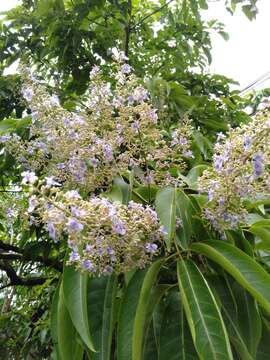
[{"left": 1, "top": 0, "right": 270, "bottom": 359}]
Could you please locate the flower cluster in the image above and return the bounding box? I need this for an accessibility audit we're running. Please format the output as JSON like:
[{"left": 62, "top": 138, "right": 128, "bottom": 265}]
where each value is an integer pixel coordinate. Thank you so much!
[
  {"left": 32, "top": 187, "right": 163, "bottom": 275},
  {"left": 3, "top": 59, "right": 193, "bottom": 192},
  {"left": 198, "top": 108, "right": 270, "bottom": 231}
]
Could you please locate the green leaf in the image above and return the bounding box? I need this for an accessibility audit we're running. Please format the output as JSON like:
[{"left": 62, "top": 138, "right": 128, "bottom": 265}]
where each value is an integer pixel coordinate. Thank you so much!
[
  {"left": 175, "top": 190, "right": 197, "bottom": 249},
  {"left": 155, "top": 187, "right": 177, "bottom": 251},
  {"left": 191, "top": 241, "right": 270, "bottom": 314},
  {"left": 117, "top": 260, "right": 163, "bottom": 360},
  {"left": 210, "top": 274, "right": 261, "bottom": 359},
  {"left": 58, "top": 282, "right": 84, "bottom": 360},
  {"left": 249, "top": 220, "right": 270, "bottom": 245},
  {"left": 159, "top": 290, "right": 197, "bottom": 360},
  {"left": 257, "top": 323, "right": 270, "bottom": 359},
  {"left": 87, "top": 275, "right": 117, "bottom": 360},
  {"left": 63, "top": 266, "right": 95, "bottom": 352},
  {"left": 51, "top": 285, "right": 60, "bottom": 359},
  {"left": 177, "top": 260, "right": 233, "bottom": 360}
]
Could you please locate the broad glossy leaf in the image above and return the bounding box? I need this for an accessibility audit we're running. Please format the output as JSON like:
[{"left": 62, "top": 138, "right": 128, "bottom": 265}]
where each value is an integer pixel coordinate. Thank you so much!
[
  {"left": 257, "top": 323, "right": 270, "bottom": 359},
  {"left": 117, "top": 260, "right": 163, "bottom": 360},
  {"left": 87, "top": 275, "right": 117, "bottom": 360},
  {"left": 210, "top": 275, "right": 259, "bottom": 359},
  {"left": 58, "top": 283, "right": 84, "bottom": 360},
  {"left": 177, "top": 260, "right": 233, "bottom": 360},
  {"left": 159, "top": 290, "right": 197, "bottom": 360},
  {"left": 175, "top": 189, "right": 197, "bottom": 249},
  {"left": 191, "top": 241, "right": 270, "bottom": 314},
  {"left": 249, "top": 220, "right": 270, "bottom": 245},
  {"left": 63, "top": 266, "right": 95, "bottom": 352},
  {"left": 155, "top": 187, "right": 177, "bottom": 250}
]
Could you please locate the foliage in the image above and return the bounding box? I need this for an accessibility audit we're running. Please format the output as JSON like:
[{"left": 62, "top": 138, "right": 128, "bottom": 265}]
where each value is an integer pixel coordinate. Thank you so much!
[{"left": 0, "top": 1, "right": 269, "bottom": 360}]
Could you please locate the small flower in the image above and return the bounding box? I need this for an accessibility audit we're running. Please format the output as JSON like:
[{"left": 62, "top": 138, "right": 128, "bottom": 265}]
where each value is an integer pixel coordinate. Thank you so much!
[
  {"left": 28, "top": 195, "right": 39, "bottom": 213},
  {"left": 45, "top": 176, "right": 61, "bottom": 187},
  {"left": 69, "top": 251, "right": 80, "bottom": 261},
  {"left": 21, "top": 171, "right": 38, "bottom": 185},
  {"left": 0, "top": 134, "right": 11, "bottom": 143},
  {"left": 22, "top": 87, "right": 33, "bottom": 102},
  {"left": 145, "top": 243, "right": 158, "bottom": 253},
  {"left": 50, "top": 94, "right": 60, "bottom": 106},
  {"left": 67, "top": 219, "right": 84, "bottom": 233},
  {"left": 112, "top": 218, "right": 126, "bottom": 235},
  {"left": 121, "top": 64, "right": 132, "bottom": 74},
  {"left": 64, "top": 190, "right": 81, "bottom": 200},
  {"left": 81, "top": 259, "right": 95, "bottom": 271},
  {"left": 47, "top": 223, "right": 57, "bottom": 241}
]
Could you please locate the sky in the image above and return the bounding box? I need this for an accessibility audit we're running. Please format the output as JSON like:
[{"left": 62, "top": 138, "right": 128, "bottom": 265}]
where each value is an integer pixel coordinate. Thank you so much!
[{"left": 0, "top": 0, "right": 270, "bottom": 91}]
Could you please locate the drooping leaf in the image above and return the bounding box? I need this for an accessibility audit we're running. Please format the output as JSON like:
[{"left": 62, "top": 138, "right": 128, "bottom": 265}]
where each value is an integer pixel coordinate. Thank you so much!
[
  {"left": 63, "top": 265, "right": 95, "bottom": 352},
  {"left": 159, "top": 290, "right": 197, "bottom": 360},
  {"left": 209, "top": 274, "right": 259, "bottom": 359},
  {"left": 177, "top": 260, "right": 233, "bottom": 360},
  {"left": 117, "top": 260, "right": 163, "bottom": 360},
  {"left": 191, "top": 241, "right": 270, "bottom": 314},
  {"left": 155, "top": 187, "right": 177, "bottom": 250},
  {"left": 57, "top": 282, "right": 84, "bottom": 360},
  {"left": 87, "top": 274, "right": 117, "bottom": 360}
]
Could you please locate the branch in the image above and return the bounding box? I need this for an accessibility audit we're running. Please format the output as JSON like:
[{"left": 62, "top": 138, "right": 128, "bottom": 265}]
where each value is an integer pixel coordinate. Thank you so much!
[
  {"left": 130, "top": 0, "right": 175, "bottom": 31},
  {"left": 0, "top": 261, "right": 48, "bottom": 288},
  {"left": 0, "top": 240, "right": 63, "bottom": 272}
]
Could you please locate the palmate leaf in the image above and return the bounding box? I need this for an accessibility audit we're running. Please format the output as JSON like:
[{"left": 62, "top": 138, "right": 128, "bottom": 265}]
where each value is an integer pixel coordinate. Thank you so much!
[
  {"left": 63, "top": 266, "right": 96, "bottom": 352},
  {"left": 177, "top": 260, "right": 233, "bottom": 360},
  {"left": 117, "top": 259, "right": 163, "bottom": 360},
  {"left": 87, "top": 274, "right": 117, "bottom": 360},
  {"left": 191, "top": 241, "right": 270, "bottom": 314}
]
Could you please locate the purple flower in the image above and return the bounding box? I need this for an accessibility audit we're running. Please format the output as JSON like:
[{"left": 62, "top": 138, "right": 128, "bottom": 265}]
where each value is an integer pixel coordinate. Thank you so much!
[
  {"left": 47, "top": 223, "right": 57, "bottom": 241},
  {"left": 133, "top": 87, "right": 148, "bottom": 102},
  {"left": 90, "top": 65, "right": 100, "bottom": 79},
  {"left": 183, "top": 150, "right": 194, "bottom": 158},
  {"left": 112, "top": 218, "right": 126, "bottom": 235},
  {"left": 216, "top": 132, "right": 225, "bottom": 142},
  {"left": 81, "top": 259, "right": 95, "bottom": 271},
  {"left": 145, "top": 173, "right": 154, "bottom": 185},
  {"left": 50, "top": 94, "right": 59, "bottom": 106},
  {"left": 103, "top": 144, "right": 114, "bottom": 161},
  {"left": 28, "top": 195, "right": 39, "bottom": 213},
  {"left": 64, "top": 190, "right": 81, "bottom": 200},
  {"left": 243, "top": 135, "right": 252, "bottom": 151},
  {"left": 90, "top": 158, "right": 99, "bottom": 168},
  {"left": 71, "top": 207, "right": 84, "bottom": 217},
  {"left": 213, "top": 156, "right": 223, "bottom": 172},
  {"left": 252, "top": 153, "right": 264, "bottom": 178},
  {"left": 148, "top": 110, "right": 158, "bottom": 124},
  {"left": 56, "top": 163, "right": 66, "bottom": 170},
  {"left": 121, "top": 64, "right": 132, "bottom": 74},
  {"left": 21, "top": 171, "right": 38, "bottom": 185},
  {"left": 69, "top": 251, "right": 80, "bottom": 261},
  {"left": 127, "top": 95, "right": 134, "bottom": 104},
  {"left": 67, "top": 219, "right": 84, "bottom": 233},
  {"left": 85, "top": 244, "right": 94, "bottom": 253},
  {"left": 145, "top": 243, "right": 158, "bottom": 253},
  {"left": 104, "top": 265, "right": 113, "bottom": 274},
  {"left": 131, "top": 120, "right": 140, "bottom": 131},
  {"left": 0, "top": 134, "right": 11, "bottom": 143},
  {"left": 22, "top": 88, "right": 33, "bottom": 102},
  {"left": 45, "top": 176, "right": 61, "bottom": 187}
]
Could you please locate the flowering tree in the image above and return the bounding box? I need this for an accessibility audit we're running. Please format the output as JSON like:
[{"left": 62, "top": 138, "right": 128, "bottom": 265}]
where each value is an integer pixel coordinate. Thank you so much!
[{"left": 1, "top": 1, "right": 270, "bottom": 359}]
